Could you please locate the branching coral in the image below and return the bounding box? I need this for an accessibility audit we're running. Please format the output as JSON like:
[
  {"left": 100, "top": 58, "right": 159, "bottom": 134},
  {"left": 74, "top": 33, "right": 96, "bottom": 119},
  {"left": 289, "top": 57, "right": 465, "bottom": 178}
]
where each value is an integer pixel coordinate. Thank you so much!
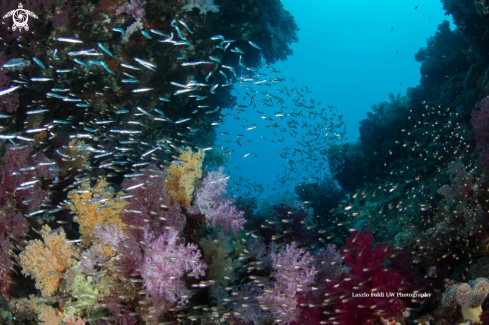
[
  {"left": 141, "top": 229, "right": 207, "bottom": 303},
  {"left": 324, "top": 229, "right": 426, "bottom": 324},
  {"left": 472, "top": 96, "right": 489, "bottom": 168},
  {"left": 28, "top": 297, "right": 63, "bottom": 325},
  {"left": 19, "top": 225, "right": 79, "bottom": 298},
  {"left": 193, "top": 167, "right": 246, "bottom": 235},
  {"left": 0, "top": 209, "right": 28, "bottom": 287},
  {"left": 181, "top": 0, "right": 219, "bottom": 15},
  {"left": 120, "top": 165, "right": 186, "bottom": 242},
  {"left": 199, "top": 231, "right": 239, "bottom": 283},
  {"left": 56, "top": 139, "right": 91, "bottom": 176},
  {"left": 437, "top": 159, "right": 476, "bottom": 206},
  {"left": 67, "top": 178, "right": 127, "bottom": 244},
  {"left": 0, "top": 143, "right": 58, "bottom": 213},
  {"left": 257, "top": 244, "right": 316, "bottom": 324},
  {"left": 165, "top": 147, "right": 204, "bottom": 207},
  {"left": 115, "top": 0, "right": 146, "bottom": 42}
]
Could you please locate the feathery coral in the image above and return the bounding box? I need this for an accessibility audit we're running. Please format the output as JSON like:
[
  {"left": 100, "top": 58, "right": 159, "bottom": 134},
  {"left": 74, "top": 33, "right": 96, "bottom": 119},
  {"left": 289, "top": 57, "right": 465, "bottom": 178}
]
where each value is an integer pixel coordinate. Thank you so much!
[
  {"left": 67, "top": 178, "right": 127, "bottom": 244},
  {"left": 165, "top": 147, "right": 204, "bottom": 207},
  {"left": 181, "top": 0, "right": 219, "bottom": 14},
  {"left": 29, "top": 297, "right": 63, "bottom": 325},
  {"left": 193, "top": 167, "right": 246, "bottom": 235},
  {"left": 258, "top": 244, "right": 316, "bottom": 324},
  {"left": 199, "top": 231, "right": 239, "bottom": 282},
  {"left": 141, "top": 229, "right": 207, "bottom": 303},
  {"left": 19, "top": 225, "right": 79, "bottom": 297}
]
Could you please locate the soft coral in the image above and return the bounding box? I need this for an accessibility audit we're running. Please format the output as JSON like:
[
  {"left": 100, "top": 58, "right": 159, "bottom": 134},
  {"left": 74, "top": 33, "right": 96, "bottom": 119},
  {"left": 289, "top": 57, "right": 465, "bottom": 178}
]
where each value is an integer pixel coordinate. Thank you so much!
[{"left": 323, "top": 229, "right": 424, "bottom": 324}]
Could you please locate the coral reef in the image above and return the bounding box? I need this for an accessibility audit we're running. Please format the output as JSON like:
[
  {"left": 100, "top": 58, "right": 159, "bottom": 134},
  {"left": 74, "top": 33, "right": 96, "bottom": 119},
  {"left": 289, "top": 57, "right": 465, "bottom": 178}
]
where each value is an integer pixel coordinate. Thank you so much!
[
  {"left": 19, "top": 225, "right": 79, "bottom": 298},
  {"left": 165, "top": 147, "right": 205, "bottom": 207}
]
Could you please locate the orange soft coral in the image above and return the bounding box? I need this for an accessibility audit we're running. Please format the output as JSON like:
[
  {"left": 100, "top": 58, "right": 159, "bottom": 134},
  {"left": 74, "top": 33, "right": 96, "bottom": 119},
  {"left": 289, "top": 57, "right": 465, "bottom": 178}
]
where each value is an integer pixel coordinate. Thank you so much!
[
  {"left": 67, "top": 178, "right": 127, "bottom": 245},
  {"left": 28, "top": 296, "right": 63, "bottom": 325},
  {"left": 165, "top": 147, "right": 204, "bottom": 207},
  {"left": 19, "top": 226, "right": 79, "bottom": 298}
]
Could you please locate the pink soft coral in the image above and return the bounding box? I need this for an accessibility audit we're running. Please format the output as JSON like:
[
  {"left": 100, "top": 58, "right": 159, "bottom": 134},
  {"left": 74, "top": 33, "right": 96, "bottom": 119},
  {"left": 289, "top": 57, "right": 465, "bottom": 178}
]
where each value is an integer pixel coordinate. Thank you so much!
[
  {"left": 141, "top": 229, "right": 207, "bottom": 303},
  {"left": 258, "top": 244, "right": 316, "bottom": 325},
  {"left": 192, "top": 168, "right": 246, "bottom": 235},
  {"left": 206, "top": 199, "right": 246, "bottom": 236}
]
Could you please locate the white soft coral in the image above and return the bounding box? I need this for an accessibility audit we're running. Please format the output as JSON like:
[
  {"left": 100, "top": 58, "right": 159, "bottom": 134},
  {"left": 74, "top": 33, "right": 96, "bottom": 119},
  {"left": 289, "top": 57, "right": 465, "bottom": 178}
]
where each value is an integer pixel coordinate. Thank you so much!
[{"left": 181, "top": 0, "right": 219, "bottom": 15}]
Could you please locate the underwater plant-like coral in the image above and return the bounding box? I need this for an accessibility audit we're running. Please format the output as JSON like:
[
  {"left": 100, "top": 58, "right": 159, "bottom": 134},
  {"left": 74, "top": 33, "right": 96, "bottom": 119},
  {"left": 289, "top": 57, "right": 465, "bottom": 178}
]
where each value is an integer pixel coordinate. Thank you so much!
[
  {"left": 181, "top": 0, "right": 219, "bottom": 14},
  {"left": 437, "top": 159, "right": 476, "bottom": 206},
  {"left": 141, "top": 229, "right": 207, "bottom": 303},
  {"left": 67, "top": 178, "right": 127, "bottom": 244},
  {"left": 199, "top": 231, "right": 240, "bottom": 283},
  {"left": 19, "top": 225, "right": 79, "bottom": 298},
  {"left": 165, "top": 147, "right": 204, "bottom": 207},
  {"left": 323, "top": 229, "right": 423, "bottom": 324},
  {"left": 0, "top": 143, "right": 58, "bottom": 213},
  {"left": 443, "top": 277, "right": 489, "bottom": 323},
  {"left": 0, "top": 210, "right": 27, "bottom": 284},
  {"left": 0, "top": 56, "right": 19, "bottom": 113},
  {"left": 471, "top": 96, "right": 489, "bottom": 169},
  {"left": 193, "top": 167, "right": 246, "bottom": 235},
  {"left": 257, "top": 244, "right": 316, "bottom": 325}
]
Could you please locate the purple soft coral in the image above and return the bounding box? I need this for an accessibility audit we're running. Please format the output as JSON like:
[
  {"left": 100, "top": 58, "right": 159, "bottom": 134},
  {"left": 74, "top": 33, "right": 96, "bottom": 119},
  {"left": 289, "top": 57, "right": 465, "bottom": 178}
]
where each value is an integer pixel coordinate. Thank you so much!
[
  {"left": 206, "top": 200, "right": 246, "bottom": 236},
  {"left": 0, "top": 56, "right": 19, "bottom": 113},
  {"left": 192, "top": 168, "right": 246, "bottom": 235},
  {"left": 0, "top": 143, "right": 58, "bottom": 213},
  {"left": 141, "top": 229, "right": 207, "bottom": 303},
  {"left": 258, "top": 244, "right": 316, "bottom": 324},
  {"left": 471, "top": 96, "right": 489, "bottom": 168},
  {"left": 120, "top": 165, "right": 185, "bottom": 240}
]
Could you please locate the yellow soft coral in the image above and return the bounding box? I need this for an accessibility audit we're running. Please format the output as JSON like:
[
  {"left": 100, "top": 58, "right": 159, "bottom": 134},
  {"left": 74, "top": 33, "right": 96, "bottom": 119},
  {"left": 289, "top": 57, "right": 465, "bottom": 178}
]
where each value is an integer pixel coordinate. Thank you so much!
[
  {"left": 60, "top": 139, "right": 91, "bottom": 176},
  {"left": 67, "top": 178, "right": 126, "bottom": 244},
  {"left": 165, "top": 147, "right": 204, "bottom": 207},
  {"left": 199, "top": 232, "right": 240, "bottom": 283},
  {"left": 19, "top": 226, "right": 79, "bottom": 298}
]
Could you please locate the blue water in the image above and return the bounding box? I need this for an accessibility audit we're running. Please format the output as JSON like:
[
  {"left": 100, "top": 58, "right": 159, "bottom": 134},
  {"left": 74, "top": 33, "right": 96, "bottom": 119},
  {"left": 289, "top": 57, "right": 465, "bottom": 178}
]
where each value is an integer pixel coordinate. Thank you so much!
[{"left": 218, "top": 0, "right": 450, "bottom": 198}]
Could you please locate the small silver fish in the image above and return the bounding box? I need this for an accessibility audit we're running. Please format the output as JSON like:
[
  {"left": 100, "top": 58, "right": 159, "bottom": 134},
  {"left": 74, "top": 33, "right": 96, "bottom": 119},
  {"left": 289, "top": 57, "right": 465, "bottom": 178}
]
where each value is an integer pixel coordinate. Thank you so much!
[
  {"left": 57, "top": 37, "right": 83, "bottom": 43},
  {"left": 132, "top": 88, "right": 154, "bottom": 93}
]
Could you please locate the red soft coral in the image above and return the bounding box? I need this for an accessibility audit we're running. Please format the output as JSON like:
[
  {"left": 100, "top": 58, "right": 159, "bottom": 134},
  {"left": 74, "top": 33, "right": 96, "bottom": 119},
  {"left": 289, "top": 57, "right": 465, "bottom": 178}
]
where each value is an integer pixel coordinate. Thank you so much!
[{"left": 323, "top": 229, "right": 422, "bottom": 325}]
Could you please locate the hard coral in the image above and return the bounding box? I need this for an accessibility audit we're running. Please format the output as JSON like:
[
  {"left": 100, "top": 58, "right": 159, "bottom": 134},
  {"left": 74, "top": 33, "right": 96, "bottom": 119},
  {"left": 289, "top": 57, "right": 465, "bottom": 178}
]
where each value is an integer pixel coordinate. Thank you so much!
[
  {"left": 443, "top": 277, "right": 489, "bottom": 323},
  {"left": 19, "top": 225, "right": 79, "bottom": 298},
  {"left": 165, "top": 147, "right": 204, "bottom": 207}
]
